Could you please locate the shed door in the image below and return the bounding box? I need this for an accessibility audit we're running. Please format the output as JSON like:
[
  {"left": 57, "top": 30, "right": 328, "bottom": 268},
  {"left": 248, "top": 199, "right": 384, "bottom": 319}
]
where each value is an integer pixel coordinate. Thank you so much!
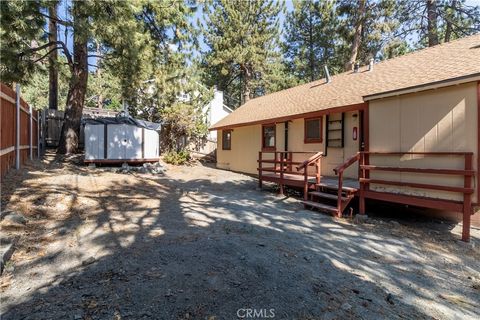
[
  {"left": 84, "top": 124, "right": 104, "bottom": 160},
  {"left": 125, "top": 125, "right": 143, "bottom": 159},
  {"left": 107, "top": 124, "right": 126, "bottom": 159},
  {"left": 144, "top": 129, "right": 159, "bottom": 158}
]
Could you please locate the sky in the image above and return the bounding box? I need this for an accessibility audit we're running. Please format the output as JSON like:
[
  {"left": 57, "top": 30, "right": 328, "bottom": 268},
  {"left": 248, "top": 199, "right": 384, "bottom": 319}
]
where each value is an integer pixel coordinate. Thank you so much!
[
  {"left": 55, "top": 0, "right": 295, "bottom": 66},
  {"left": 54, "top": 0, "right": 480, "bottom": 70}
]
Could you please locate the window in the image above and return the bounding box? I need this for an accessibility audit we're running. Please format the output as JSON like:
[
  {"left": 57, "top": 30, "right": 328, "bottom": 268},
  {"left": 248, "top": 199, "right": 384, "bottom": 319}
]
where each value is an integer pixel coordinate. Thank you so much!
[
  {"left": 304, "top": 117, "right": 322, "bottom": 143},
  {"left": 222, "top": 130, "right": 232, "bottom": 150},
  {"left": 262, "top": 124, "right": 276, "bottom": 150}
]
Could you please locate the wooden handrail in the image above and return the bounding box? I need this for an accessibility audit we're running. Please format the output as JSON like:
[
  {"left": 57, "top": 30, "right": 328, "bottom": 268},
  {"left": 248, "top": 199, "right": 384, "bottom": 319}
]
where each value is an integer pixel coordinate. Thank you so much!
[
  {"left": 296, "top": 152, "right": 323, "bottom": 171},
  {"left": 356, "top": 151, "right": 475, "bottom": 242},
  {"left": 359, "top": 178, "right": 474, "bottom": 194},
  {"left": 334, "top": 152, "right": 360, "bottom": 175},
  {"left": 333, "top": 152, "right": 360, "bottom": 217},
  {"left": 360, "top": 165, "right": 474, "bottom": 176},
  {"left": 362, "top": 151, "right": 473, "bottom": 156}
]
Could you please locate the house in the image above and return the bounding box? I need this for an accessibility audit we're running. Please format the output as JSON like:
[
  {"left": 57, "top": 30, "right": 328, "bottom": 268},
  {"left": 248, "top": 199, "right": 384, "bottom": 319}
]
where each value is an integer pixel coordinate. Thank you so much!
[
  {"left": 210, "top": 34, "right": 480, "bottom": 242},
  {"left": 190, "top": 88, "right": 232, "bottom": 159},
  {"left": 203, "top": 88, "right": 233, "bottom": 141}
]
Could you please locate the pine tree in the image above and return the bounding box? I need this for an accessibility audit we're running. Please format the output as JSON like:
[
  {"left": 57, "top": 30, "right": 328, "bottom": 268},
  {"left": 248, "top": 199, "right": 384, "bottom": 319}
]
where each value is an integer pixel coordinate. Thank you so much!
[
  {"left": 1, "top": 0, "right": 198, "bottom": 154},
  {"left": 282, "top": 0, "right": 338, "bottom": 82},
  {"left": 395, "top": 0, "right": 480, "bottom": 47},
  {"left": 337, "top": 0, "right": 405, "bottom": 70},
  {"left": 0, "top": 1, "right": 45, "bottom": 83},
  {"left": 201, "top": 0, "right": 284, "bottom": 106},
  {"left": 48, "top": 1, "right": 59, "bottom": 110}
]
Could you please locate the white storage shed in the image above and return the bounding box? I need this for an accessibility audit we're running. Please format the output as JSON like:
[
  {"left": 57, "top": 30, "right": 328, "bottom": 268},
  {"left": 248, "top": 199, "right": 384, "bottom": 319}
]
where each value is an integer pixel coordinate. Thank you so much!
[{"left": 84, "top": 115, "right": 161, "bottom": 164}]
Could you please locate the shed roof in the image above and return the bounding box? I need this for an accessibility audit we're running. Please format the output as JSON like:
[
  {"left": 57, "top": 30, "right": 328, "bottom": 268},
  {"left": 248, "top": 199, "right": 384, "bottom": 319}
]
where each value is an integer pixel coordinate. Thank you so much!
[
  {"left": 84, "top": 115, "right": 162, "bottom": 131},
  {"left": 210, "top": 33, "right": 480, "bottom": 130}
]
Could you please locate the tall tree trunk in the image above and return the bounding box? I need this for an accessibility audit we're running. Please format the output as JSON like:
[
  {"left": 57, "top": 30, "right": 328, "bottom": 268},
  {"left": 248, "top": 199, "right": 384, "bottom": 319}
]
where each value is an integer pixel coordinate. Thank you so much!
[
  {"left": 427, "top": 0, "right": 439, "bottom": 46},
  {"left": 308, "top": 11, "right": 315, "bottom": 82},
  {"left": 241, "top": 64, "right": 251, "bottom": 104},
  {"left": 344, "top": 0, "right": 366, "bottom": 72},
  {"left": 48, "top": 2, "right": 58, "bottom": 110},
  {"left": 96, "top": 42, "right": 103, "bottom": 109},
  {"left": 444, "top": 0, "right": 456, "bottom": 42},
  {"left": 57, "top": 3, "right": 88, "bottom": 155}
]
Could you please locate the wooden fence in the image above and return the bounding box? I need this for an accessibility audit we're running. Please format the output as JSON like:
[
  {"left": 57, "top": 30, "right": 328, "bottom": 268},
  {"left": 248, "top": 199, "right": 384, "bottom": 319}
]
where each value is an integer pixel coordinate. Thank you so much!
[{"left": 1, "top": 83, "right": 39, "bottom": 179}]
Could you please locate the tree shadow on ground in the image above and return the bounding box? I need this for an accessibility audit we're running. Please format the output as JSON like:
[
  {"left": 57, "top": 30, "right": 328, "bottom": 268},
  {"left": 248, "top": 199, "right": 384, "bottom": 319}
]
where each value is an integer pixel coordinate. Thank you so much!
[{"left": 0, "top": 160, "right": 478, "bottom": 320}]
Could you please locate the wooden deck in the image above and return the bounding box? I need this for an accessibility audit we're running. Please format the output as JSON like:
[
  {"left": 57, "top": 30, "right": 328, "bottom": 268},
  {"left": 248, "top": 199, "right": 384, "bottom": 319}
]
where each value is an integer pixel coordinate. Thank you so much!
[
  {"left": 261, "top": 172, "right": 359, "bottom": 190},
  {"left": 257, "top": 150, "right": 475, "bottom": 242}
]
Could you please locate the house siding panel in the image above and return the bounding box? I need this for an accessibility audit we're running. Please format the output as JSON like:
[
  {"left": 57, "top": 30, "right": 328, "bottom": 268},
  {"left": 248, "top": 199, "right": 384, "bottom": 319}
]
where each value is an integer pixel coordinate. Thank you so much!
[
  {"left": 369, "top": 82, "right": 478, "bottom": 203},
  {"left": 216, "top": 111, "right": 360, "bottom": 179}
]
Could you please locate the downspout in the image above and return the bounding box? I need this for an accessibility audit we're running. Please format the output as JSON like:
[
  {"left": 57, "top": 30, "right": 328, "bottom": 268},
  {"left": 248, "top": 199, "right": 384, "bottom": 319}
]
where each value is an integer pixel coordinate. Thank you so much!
[{"left": 284, "top": 121, "right": 288, "bottom": 151}]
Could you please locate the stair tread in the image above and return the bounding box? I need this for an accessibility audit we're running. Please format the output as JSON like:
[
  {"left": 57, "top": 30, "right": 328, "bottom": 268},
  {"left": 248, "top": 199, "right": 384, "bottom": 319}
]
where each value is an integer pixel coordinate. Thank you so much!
[
  {"left": 302, "top": 200, "right": 338, "bottom": 213},
  {"left": 309, "top": 191, "right": 349, "bottom": 201},
  {"left": 316, "top": 183, "right": 358, "bottom": 193}
]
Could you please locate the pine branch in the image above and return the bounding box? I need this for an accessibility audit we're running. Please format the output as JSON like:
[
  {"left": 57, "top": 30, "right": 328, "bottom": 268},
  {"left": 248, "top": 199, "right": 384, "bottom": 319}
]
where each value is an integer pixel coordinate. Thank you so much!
[
  {"left": 33, "top": 46, "right": 63, "bottom": 63},
  {"left": 21, "top": 40, "right": 73, "bottom": 67},
  {"left": 39, "top": 12, "right": 73, "bottom": 27}
]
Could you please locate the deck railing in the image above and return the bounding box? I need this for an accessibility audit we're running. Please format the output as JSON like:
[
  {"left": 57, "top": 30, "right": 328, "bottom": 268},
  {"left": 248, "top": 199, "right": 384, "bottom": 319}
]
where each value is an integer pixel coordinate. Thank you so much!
[
  {"left": 297, "top": 152, "right": 323, "bottom": 200},
  {"left": 333, "top": 152, "right": 361, "bottom": 215},
  {"left": 335, "top": 151, "right": 474, "bottom": 242},
  {"left": 258, "top": 151, "right": 323, "bottom": 195}
]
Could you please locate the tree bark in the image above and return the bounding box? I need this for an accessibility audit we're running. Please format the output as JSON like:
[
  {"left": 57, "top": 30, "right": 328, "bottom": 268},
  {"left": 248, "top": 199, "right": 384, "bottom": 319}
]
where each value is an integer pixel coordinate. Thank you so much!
[
  {"left": 427, "top": 0, "right": 439, "bottom": 46},
  {"left": 444, "top": 0, "right": 456, "bottom": 43},
  {"left": 241, "top": 64, "right": 251, "bottom": 104},
  {"left": 96, "top": 42, "right": 103, "bottom": 109},
  {"left": 48, "top": 3, "right": 58, "bottom": 110},
  {"left": 57, "top": 3, "right": 88, "bottom": 155},
  {"left": 308, "top": 11, "right": 315, "bottom": 82},
  {"left": 344, "top": 0, "right": 366, "bottom": 72}
]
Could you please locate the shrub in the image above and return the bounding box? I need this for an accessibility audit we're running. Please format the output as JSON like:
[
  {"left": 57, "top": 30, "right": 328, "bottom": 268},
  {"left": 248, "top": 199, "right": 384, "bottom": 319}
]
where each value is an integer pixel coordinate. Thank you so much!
[{"left": 163, "top": 150, "right": 191, "bottom": 165}]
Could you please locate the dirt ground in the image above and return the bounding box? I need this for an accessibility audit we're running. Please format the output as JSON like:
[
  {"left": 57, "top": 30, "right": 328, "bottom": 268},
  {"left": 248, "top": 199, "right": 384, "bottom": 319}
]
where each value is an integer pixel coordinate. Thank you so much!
[{"left": 1, "top": 154, "right": 479, "bottom": 320}]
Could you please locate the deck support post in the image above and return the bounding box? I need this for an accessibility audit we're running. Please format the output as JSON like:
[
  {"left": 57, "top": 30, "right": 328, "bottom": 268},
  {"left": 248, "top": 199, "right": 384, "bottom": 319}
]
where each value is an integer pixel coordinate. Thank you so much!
[
  {"left": 303, "top": 165, "right": 308, "bottom": 201},
  {"left": 337, "top": 172, "right": 343, "bottom": 217},
  {"left": 279, "top": 153, "right": 284, "bottom": 195},
  {"left": 258, "top": 151, "right": 263, "bottom": 189},
  {"left": 462, "top": 154, "right": 473, "bottom": 242},
  {"left": 359, "top": 152, "right": 366, "bottom": 214}
]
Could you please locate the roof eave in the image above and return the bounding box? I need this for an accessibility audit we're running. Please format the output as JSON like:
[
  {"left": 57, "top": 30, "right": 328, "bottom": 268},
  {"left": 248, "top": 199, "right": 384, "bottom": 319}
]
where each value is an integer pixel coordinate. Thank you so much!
[{"left": 363, "top": 73, "right": 480, "bottom": 101}]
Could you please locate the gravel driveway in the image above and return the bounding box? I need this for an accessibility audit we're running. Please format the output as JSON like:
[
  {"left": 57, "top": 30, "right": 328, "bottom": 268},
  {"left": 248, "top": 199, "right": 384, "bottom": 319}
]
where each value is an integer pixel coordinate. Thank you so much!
[{"left": 1, "top": 155, "right": 479, "bottom": 320}]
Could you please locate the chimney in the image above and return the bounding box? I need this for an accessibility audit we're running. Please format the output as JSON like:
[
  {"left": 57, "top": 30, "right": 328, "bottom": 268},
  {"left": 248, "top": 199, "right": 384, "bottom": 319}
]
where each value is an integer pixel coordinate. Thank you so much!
[
  {"left": 368, "top": 58, "right": 374, "bottom": 71},
  {"left": 324, "top": 65, "right": 331, "bottom": 83},
  {"left": 353, "top": 62, "right": 360, "bottom": 73}
]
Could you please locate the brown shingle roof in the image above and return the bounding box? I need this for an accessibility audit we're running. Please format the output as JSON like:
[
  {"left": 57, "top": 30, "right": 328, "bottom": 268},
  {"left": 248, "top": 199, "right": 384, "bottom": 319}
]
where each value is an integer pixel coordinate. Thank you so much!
[{"left": 211, "top": 34, "right": 480, "bottom": 130}]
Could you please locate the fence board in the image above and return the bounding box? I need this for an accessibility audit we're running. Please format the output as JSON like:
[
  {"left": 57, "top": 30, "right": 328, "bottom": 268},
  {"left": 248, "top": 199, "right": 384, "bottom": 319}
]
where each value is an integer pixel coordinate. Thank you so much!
[{"left": 0, "top": 83, "right": 39, "bottom": 179}]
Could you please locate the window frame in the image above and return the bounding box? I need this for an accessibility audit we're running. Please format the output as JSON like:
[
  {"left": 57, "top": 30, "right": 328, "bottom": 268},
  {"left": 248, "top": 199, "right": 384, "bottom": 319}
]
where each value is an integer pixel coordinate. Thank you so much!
[
  {"left": 304, "top": 116, "right": 323, "bottom": 144},
  {"left": 262, "top": 123, "right": 276, "bottom": 151},
  {"left": 222, "top": 129, "right": 232, "bottom": 150}
]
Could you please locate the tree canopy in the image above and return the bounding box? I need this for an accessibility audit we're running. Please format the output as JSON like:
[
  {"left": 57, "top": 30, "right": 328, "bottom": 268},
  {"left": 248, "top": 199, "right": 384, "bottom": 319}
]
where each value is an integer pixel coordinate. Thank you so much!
[{"left": 1, "top": 0, "right": 479, "bottom": 154}]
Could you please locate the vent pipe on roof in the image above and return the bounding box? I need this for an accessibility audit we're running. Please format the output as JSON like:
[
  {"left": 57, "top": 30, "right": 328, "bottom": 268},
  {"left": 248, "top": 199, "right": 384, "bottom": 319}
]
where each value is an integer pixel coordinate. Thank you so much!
[
  {"left": 353, "top": 62, "right": 360, "bottom": 73},
  {"left": 324, "top": 65, "right": 331, "bottom": 83},
  {"left": 368, "top": 58, "right": 374, "bottom": 71}
]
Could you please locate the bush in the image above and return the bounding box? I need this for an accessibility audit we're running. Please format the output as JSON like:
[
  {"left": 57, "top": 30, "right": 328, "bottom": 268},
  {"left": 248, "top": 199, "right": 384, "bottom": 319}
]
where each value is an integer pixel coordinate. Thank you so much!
[{"left": 163, "top": 150, "right": 191, "bottom": 165}]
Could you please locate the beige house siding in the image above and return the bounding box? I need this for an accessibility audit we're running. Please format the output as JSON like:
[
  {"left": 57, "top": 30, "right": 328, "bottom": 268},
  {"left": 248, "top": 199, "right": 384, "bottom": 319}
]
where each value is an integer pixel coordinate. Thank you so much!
[
  {"left": 369, "top": 82, "right": 478, "bottom": 203},
  {"left": 216, "top": 111, "right": 361, "bottom": 178},
  {"left": 216, "top": 124, "right": 262, "bottom": 174}
]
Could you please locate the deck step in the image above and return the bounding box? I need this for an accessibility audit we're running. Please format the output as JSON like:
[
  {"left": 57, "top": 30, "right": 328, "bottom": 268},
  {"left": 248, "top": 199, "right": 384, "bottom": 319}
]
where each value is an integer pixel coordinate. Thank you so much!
[
  {"left": 302, "top": 200, "right": 338, "bottom": 213},
  {"left": 316, "top": 183, "right": 358, "bottom": 194},
  {"left": 309, "top": 191, "right": 349, "bottom": 201}
]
